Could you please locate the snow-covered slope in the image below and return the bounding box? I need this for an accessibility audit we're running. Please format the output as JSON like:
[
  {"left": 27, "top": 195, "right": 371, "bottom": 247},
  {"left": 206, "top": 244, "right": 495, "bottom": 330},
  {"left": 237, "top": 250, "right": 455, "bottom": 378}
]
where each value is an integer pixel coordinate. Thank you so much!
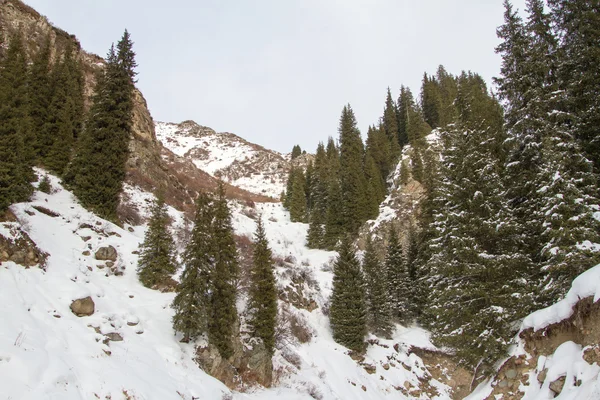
[
  {"left": 0, "top": 171, "right": 455, "bottom": 400},
  {"left": 155, "top": 120, "right": 290, "bottom": 198}
]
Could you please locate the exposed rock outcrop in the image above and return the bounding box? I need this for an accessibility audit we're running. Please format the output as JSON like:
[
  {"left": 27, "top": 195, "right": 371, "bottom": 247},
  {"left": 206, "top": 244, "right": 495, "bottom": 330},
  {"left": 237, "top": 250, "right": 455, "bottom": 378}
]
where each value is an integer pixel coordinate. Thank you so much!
[
  {"left": 94, "top": 245, "right": 118, "bottom": 262},
  {"left": 70, "top": 296, "right": 95, "bottom": 317},
  {"left": 0, "top": 222, "right": 46, "bottom": 268}
]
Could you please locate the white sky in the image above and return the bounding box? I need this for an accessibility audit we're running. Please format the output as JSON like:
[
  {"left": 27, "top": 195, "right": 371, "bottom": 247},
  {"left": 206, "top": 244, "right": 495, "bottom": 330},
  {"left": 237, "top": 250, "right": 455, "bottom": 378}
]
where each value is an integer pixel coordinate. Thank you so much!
[{"left": 24, "top": 0, "right": 527, "bottom": 153}]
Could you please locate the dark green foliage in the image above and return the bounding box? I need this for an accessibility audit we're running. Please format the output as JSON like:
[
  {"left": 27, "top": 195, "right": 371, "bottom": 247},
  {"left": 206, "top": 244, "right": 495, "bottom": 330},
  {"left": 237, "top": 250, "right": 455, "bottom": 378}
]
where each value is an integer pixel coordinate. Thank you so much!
[
  {"left": 248, "top": 217, "right": 278, "bottom": 355},
  {"left": 208, "top": 183, "right": 240, "bottom": 358},
  {"left": 363, "top": 236, "right": 393, "bottom": 338},
  {"left": 138, "top": 196, "right": 178, "bottom": 288},
  {"left": 365, "top": 125, "right": 392, "bottom": 183},
  {"left": 399, "top": 159, "right": 409, "bottom": 186},
  {"left": 306, "top": 142, "right": 328, "bottom": 248},
  {"left": 172, "top": 192, "right": 214, "bottom": 342},
  {"left": 548, "top": 0, "right": 600, "bottom": 177},
  {"left": 364, "top": 152, "right": 384, "bottom": 219},
  {"left": 66, "top": 31, "right": 137, "bottom": 221},
  {"left": 0, "top": 31, "right": 34, "bottom": 211},
  {"left": 306, "top": 209, "right": 325, "bottom": 248},
  {"left": 28, "top": 36, "right": 53, "bottom": 159},
  {"left": 291, "top": 144, "right": 302, "bottom": 160},
  {"left": 396, "top": 86, "right": 415, "bottom": 147},
  {"left": 338, "top": 105, "right": 368, "bottom": 235},
  {"left": 384, "top": 225, "right": 410, "bottom": 322},
  {"left": 421, "top": 73, "right": 441, "bottom": 129},
  {"left": 323, "top": 178, "right": 344, "bottom": 249},
  {"left": 288, "top": 168, "right": 307, "bottom": 222},
  {"left": 38, "top": 175, "right": 51, "bottom": 194},
  {"left": 330, "top": 236, "right": 367, "bottom": 352},
  {"left": 383, "top": 88, "right": 401, "bottom": 159},
  {"left": 45, "top": 44, "right": 84, "bottom": 175}
]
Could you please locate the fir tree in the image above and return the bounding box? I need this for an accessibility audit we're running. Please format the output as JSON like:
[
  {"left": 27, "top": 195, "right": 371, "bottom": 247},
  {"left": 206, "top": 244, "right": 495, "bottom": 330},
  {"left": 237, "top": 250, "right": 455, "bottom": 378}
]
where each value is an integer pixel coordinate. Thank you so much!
[
  {"left": 363, "top": 236, "right": 393, "bottom": 338},
  {"left": 172, "top": 191, "right": 214, "bottom": 342},
  {"left": 421, "top": 73, "right": 442, "bottom": 129},
  {"left": 396, "top": 86, "right": 415, "bottom": 147},
  {"left": 435, "top": 65, "right": 458, "bottom": 127},
  {"left": 384, "top": 225, "right": 410, "bottom": 322},
  {"left": 137, "top": 196, "right": 178, "bottom": 288},
  {"left": 248, "top": 217, "right": 278, "bottom": 355},
  {"left": 66, "top": 31, "right": 137, "bottom": 221},
  {"left": 208, "top": 182, "right": 240, "bottom": 358},
  {"left": 28, "top": 36, "right": 53, "bottom": 159},
  {"left": 45, "top": 44, "right": 84, "bottom": 175},
  {"left": 548, "top": 0, "right": 600, "bottom": 177},
  {"left": 330, "top": 236, "right": 367, "bottom": 352},
  {"left": 291, "top": 144, "right": 302, "bottom": 159},
  {"left": 306, "top": 142, "right": 328, "bottom": 248},
  {"left": 0, "top": 31, "right": 34, "bottom": 211},
  {"left": 383, "top": 88, "right": 401, "bottom": 159},
  {"left": 365, "top": 125, "right": 392, "bottom": 183},
  {"left": 289, "top": 168, "right": 307, "bottom": 222},
  {"left": 338, "top": 104, "right": 368, "bottom": 235},
  {"left": 323, "top": 178, "right": 344, "bottom": 250},
  {"left": 364, "top": 152, "right": 384, "bottom": 219}
]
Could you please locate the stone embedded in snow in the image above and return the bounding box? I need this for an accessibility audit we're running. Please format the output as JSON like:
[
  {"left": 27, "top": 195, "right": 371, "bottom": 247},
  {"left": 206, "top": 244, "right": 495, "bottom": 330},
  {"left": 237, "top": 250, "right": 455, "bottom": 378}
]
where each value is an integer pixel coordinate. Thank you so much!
[
  {"left": 104, "top": 332, "right": 123, "bottom": 342},
  {"left": 95, "top": 245, "right": 117, "bottom": 261},
  {"left": 70, "top": 296, "right": 95, "bottom": 317},
  {"left": 549, "top": 376, "right": 566, "bottom": 394}
]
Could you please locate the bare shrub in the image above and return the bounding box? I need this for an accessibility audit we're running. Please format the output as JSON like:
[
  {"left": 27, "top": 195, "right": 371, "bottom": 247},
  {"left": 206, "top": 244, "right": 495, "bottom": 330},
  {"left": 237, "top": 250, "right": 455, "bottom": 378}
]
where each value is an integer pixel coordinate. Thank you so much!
[
  {"left": 281, "top": 347, "right": 302, "bottom": 369},
  {"left": 303, "top": 382, "right": 323, "bottom": 400},
  {"left": 116, "top": 199, "right": 142, "bottom": 226},
  {"left": 290, "top": 313, "right": 313, "bottom": 344}
]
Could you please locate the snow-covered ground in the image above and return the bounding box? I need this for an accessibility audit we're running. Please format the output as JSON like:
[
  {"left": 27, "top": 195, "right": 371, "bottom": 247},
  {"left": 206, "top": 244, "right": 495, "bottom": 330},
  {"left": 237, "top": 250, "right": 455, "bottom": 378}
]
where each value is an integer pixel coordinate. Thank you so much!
[
  {"left": 155, "top": 121, "right": 288, "bottom": 198},
  {"left": 0, "top": 171, "right": 452, "bottom": 400}
]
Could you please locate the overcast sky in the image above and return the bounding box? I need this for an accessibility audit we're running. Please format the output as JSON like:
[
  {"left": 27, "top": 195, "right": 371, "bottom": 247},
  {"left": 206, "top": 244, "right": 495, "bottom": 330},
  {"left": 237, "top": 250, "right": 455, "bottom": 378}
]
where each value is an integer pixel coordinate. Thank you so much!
[{"left": 24, "top": 0, "right": 527, "bottom": 153}]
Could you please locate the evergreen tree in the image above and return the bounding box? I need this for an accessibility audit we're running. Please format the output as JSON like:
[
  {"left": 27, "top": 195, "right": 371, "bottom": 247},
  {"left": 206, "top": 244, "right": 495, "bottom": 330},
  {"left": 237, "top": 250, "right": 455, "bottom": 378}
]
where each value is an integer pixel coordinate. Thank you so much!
[
  {"left": 172, "top": 191, "right": 214, "bottom": 342},
  {"left": 323, "top": 178, "right": 344, "bottom": 250},
  {"left": 306, "top": 142, "right": 328, "bottom": 248},
  {"left": 383, "top": 88, "right": 401, "bottom": 159},
  {"left": 548, "top": 0, "right": 600, "bottom": 177},
  {"left": 247, "top": 217, "right": 278, "bottom": 355},
  {"left": 421, "top": 73, "right": 442, "bottom": 129},
  {"left": 364, "top": 152, "right": 384, "bottom": 219},
  {"left": 385, "top": 225, "right": 410, "bottom": 322},
  {"left": 435, "top": 65, "right": 458, "bottom": 127},
  {"left": 208, "top": 182, "right": 240, "bottom": 358},
  {"left": 291, "top": 144, "right": 302, "bottom": 159},
  {"left": 28, "top": 36, "right": 53, "bottom": 159},
  {"left": 137, "top": 196, "right": 178, "bottom": 288},
  {"left": 365, "top": 125, "right": 392, "bottom": 183},
  {"left": 330, "top": 236, "right": 367, "bottom": 352},
  {"left": 45, "top": 44, "right": 84, "bottom": 175},
  {"left": 289, "top": 168, "right": 307, "bottom": 222},
  {"left": 396, "top": 86, "right": 415, "bottom": 147},
  {"left": 66, "top": 31, "right": 137, "bottom": 221},
  {"left": 363, "top": 236, "right": 393, "bottom": 338},
  {"left": 399, "top": 159, "right": 410, "bottom": 186},
  {"left": 338, "top": 104, "right": 368, "bottom": 235},
  {"left": 0, "top": 31, "right": 34, "bottom": 211}
]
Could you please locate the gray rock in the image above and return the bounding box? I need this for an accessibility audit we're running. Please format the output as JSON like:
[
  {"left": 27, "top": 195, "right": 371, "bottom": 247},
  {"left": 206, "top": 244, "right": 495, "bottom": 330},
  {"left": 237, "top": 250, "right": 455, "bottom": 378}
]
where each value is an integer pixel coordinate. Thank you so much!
[
  {"left": 537, "top": 368, "right": 547, "bottom": 384},
  {"left": 95, "top": 245, "right": 117, "bottom": 261},
  {"left": 70, "top": 296, "right": 95, "bottom": 317},
  {"left": 497, "top": 380, "right": 509, "bottom": 388},
  {"left": 506, "top": 369, "right": 518, "bottom": 379}
]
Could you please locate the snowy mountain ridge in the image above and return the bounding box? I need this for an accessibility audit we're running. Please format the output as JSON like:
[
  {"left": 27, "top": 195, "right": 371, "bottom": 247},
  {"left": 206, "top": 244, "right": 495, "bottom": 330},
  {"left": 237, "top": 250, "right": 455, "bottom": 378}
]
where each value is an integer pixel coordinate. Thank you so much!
[{"left": 155, "top": 120, "right": 296, "bottom": 199}]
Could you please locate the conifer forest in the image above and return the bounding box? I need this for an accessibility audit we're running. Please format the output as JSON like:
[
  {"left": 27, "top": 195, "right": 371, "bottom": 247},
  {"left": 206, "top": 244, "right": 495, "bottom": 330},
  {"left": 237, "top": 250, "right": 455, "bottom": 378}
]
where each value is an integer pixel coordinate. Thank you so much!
[{"left": 1, "top": 0, "right": 600, "bottom": 398}]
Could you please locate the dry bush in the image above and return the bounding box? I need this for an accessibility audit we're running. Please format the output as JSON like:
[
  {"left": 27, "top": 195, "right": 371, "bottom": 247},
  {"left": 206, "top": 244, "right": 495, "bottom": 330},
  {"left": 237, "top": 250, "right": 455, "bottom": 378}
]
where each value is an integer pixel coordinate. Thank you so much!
[
  {"left": 303, "top": 382, "right": 323, "bottom": 400},
  {"left": 116, "top": 199, "right": 142, "bottom": 226},
  {"left": 290, "top": 313, "right": 313, "bottom": 344},
  {"left": 281, "top": 347, "right": 302, "bottom": 370}
]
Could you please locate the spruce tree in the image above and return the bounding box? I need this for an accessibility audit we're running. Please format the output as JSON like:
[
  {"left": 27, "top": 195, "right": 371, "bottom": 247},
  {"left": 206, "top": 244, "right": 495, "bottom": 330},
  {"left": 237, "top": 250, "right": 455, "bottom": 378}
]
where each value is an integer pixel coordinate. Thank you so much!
[
  {"left": 247, "top": 217, "right": 278, "bottom": 355},
  {"left": 365, "top": 125, "right": 392, "bottom": 183},
  {"left": 209, "top": 182, "right": 239, "bottom": 358},
  {"left": 363, "top": 236, "right": 393, "bottom": 338},
  {"left": 548, "top": 0, "right": 600, "bottom": 177},
  {"left": 396, "top": 86, "right": 415, "bottom": 147},
  {"left": 45, "top": 44, "right": 84, "bottom": 175},
  {"left": 28, "top": 36, "right": 53, "bottom": 160},
  {"left": 291, "top": 144, "right": 302, "bottom": 159},
  {"left": 137, "top": 196, "right": 178, "bottom": 288},
  {"left": 421, "top": 73, "right": 442, "bottom": 129},
  {"left": 172, "top": 191, "right": 214, "bottom": 342},
  {"left": 364, "top": 152, "right": 384, "bottom": 219},
  {"left": 330, "top": 236, "right": 367, "bottom": 352},
  {"left": 338, "top": 104, "right": 368, "bottom": 235},
  {"left": 306, "top": 142, "right": 328, "bottom": 248},
  {"left": 289, "top": 168, "right": 307, "bottom": 222},
  {"left": 383, "top": 88, "right": 401, "bottom": 159},
  {"left": 66, "top": 31, "right": 137, "bottom": 221},
  {"left": 0, "top": 31, "right": 34, "bottom": 211},
  {"left": 323, "top": 178, "right": 344, "bottom": 250},
  {"left": 385, "top": 225, "right": 410, "bottom": 323},
  {"left": 435, "top": 65, "right": 458, "bottom": 127}
]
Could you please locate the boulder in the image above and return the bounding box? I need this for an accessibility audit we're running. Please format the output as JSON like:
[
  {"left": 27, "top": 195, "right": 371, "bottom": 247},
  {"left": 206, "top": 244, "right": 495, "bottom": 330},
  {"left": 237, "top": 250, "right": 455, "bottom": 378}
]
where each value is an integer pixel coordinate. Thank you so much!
[
  {"left": 95, "top": 245, "right": 117, "bottom": 261},
  {"left": 549, "top": 376, "right": 566, "bottom": 395},
  {"left": 70, "top": 296, "right": 95, "bottom": 316},
  {"left": 104, "top": 332, "right": 123, "bottom": 342}
]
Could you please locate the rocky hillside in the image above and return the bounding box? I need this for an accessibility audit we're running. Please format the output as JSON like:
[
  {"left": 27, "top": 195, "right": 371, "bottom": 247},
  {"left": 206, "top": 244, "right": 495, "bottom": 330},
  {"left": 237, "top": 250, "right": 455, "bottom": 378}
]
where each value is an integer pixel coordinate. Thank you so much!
[{"left": 156, "top": 120, "right": 313, "bottom": 199}]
